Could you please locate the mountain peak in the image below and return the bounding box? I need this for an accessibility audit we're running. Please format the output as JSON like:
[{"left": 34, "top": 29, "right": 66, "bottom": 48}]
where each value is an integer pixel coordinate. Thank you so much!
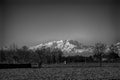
[
  {"left": 29, "top": 40, "right": 80, "bottom": 50},
  {"left": 29, "top": 40, "right": 94, "bottom": 57}
]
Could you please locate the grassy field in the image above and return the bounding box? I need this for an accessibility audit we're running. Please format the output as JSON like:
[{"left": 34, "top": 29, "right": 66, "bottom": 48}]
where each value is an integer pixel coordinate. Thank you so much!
[
  {"left": 1, "top": 63, "right": 120, "bottom": 80},
  {"left": 42, "top": 62, "right": 120, "bottom": 68}
]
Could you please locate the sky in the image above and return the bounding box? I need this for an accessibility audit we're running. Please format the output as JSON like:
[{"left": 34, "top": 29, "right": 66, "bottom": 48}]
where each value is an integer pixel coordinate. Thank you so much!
[{"left": 0, "top": 0, "right": 120, "bottom": 48}]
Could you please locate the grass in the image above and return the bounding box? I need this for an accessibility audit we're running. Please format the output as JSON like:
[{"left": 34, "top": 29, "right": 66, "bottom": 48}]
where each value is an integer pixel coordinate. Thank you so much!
[
  {"left": 0, "top": 63, "right": 120, "bottom": 80},
  {"left": 42, "top": 62, "right": 120, "bottom": 68}
]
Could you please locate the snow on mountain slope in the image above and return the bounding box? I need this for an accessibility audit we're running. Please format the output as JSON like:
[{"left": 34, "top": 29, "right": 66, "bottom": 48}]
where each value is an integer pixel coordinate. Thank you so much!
[
  {"left": 29, "top": 40, "right": 94, "bottom": 56},
  {"left": 115, "top": 42, "right": 120, "bottom": 56},
  {"left": 29, "top": 40, "right": 76, "bottom": 52}
]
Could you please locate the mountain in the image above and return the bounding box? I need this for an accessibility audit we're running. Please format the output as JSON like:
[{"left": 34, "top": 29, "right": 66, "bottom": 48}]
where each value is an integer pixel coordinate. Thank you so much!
[
  {"left": 29, "top": 40, "right": 94, "bottom": 57},
  {"left": 114, "top": 42, "right": 120, "bottom": 56},
  {"left": 115, "top": 42, "right": 120, "bottom": 48},
  {"left": 104, "top": 42, "right": 120, "bottom": 56}
]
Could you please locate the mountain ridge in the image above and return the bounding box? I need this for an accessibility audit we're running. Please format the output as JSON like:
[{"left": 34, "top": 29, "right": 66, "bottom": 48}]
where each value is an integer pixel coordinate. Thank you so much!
[{"left": 29, "top": 40, "right": 94, "bottom": 56}]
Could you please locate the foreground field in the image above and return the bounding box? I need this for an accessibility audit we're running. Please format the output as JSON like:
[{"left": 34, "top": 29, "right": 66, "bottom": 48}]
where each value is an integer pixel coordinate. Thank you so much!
[{"left": 0, "top": 67, "right": 120, "bottom": 80}]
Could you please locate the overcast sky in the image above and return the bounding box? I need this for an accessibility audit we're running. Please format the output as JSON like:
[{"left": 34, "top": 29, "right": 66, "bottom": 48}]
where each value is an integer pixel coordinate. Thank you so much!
[{"left": 0, "top": 0, "right": 120, "bottom": 47}]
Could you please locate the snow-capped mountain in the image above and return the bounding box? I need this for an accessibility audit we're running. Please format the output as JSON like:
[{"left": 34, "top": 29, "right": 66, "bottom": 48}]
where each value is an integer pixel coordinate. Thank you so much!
[
  {"left": 29, "top": 40, "right": 94, "bottom": 56},
  {"left": 115, "top": 42, "right": 120, "bottom": 56},
  {"left": 104, "top": 42, "right": 120, "bottom": 56},
  {"left": 115, "top": 42, "right": 120, "bottom": 49},
  {"left": 30, "top": 40, "right": 76, "bottom": 51}
]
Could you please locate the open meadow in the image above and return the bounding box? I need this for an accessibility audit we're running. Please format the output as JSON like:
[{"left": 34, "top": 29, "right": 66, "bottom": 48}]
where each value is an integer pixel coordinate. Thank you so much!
[{"left": 1, "top": 63, "right": 120, "bottom": 80}]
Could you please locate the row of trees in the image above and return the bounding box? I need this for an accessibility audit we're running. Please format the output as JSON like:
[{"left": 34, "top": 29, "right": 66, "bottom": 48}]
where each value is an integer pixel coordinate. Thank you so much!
[
  {"left": 0, "top": 42, "right": 120, "bottom": 66},
  {"left": 93, "top": 43, "right": 119, "bottom": 66},
  {"left": 0, "top": 46, "right": 63, "bottom": 64}
]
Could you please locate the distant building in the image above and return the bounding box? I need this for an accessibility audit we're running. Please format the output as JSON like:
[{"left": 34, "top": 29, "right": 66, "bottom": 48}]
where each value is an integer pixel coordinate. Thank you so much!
[
  {"left": 64, "top": 61, "right": 66, "bottom": 64},
  {"left": 31, "top": 62, "right": 42, "bottom": 68}
]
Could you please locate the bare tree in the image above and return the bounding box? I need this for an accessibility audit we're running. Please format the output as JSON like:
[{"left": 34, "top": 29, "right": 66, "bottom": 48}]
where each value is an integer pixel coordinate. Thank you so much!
[
  {"left": 93, "top": 42, "right": 106, "bottom": 67},
  {"left": 109, "top": 44, "right": 119, "bottom": 62}
]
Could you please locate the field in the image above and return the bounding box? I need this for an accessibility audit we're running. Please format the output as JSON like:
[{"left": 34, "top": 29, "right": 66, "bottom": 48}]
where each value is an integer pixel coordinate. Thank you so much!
[{"left": 1, "top": 63, "right": 120, "bottom": 80}]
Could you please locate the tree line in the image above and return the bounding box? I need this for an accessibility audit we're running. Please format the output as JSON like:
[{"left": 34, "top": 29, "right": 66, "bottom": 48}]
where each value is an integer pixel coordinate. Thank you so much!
[{"left": 0, "top": 42, "right": 120, "bottom": 66}]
